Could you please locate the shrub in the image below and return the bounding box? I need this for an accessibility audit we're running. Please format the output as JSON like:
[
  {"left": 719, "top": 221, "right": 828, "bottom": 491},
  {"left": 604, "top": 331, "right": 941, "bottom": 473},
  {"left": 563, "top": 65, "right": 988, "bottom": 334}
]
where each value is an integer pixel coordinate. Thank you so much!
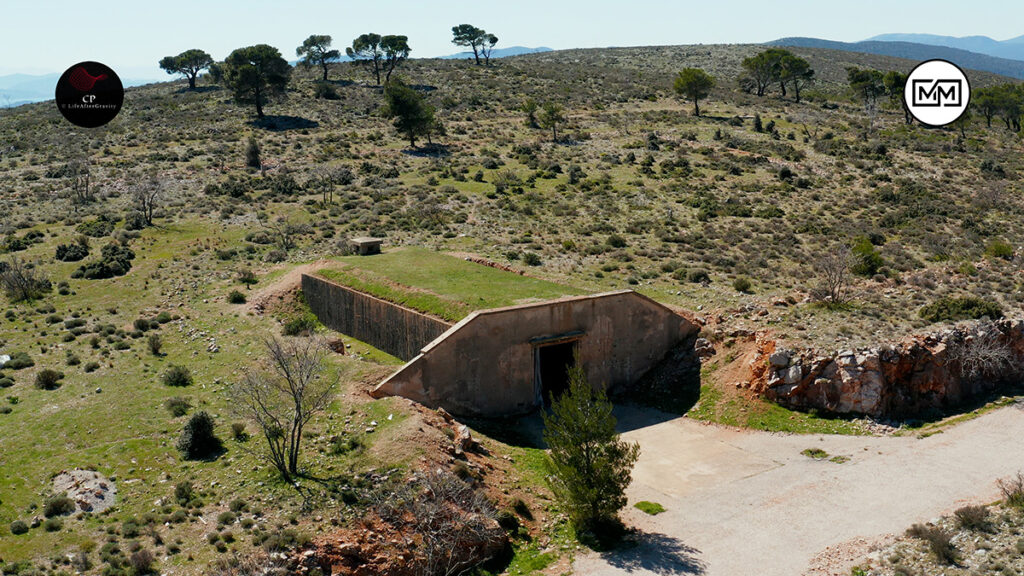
[
  {"left": 83, "top": 361, "right": 100, "bottom": 373},
  {"left": 55, "top": 242, "right": 89, "bottom": 262},
  {"left": 238, "top": 270, "right": 258, "bottom": 286},
  {"left": 687, "top": 269, "right": 711, "bottom": 283},
  {"left": 42, "top": 517, "right": 63, "bottom": 532},
  {"left": 906, "top": 523, "right": 957, "bottom": 565},
  {"left": 245, "top": 137, "right": 261, "bottom": 168},
  {"left": 283, "top": 314, "right": 317, "bottom": 336},
  {"left": 176, "top": 411, "right": 221, "bottom": 459},
  {"left": 147, "top": 333, "right": 162, "bottom": 355},
  {"left": 217, "top": 511, "right": 237, "bottom": 525},
  {"left": 850, "top": 236, "right": 884, "bottom": 277},
  {"left": 732, "top": 277, "right": 752, "bottom": 292},
  {"left": 230, "top": 422, "right": 248, "bottom": 441},
  {"left": 34, "top": 369, "right": 64, "bottom": 390},
  {"left": 523, "top": 252, "right": 542, "bottom": 266},
  {"left": 954, "top": 505, "right": 991, "bottom": 531},
  {"left": 607, "top": 234, "right": 627, "bottom": 248},
  {"left": 228, "top": 290, "right": 247, "bottom": 304},
  {"left": 174, "top": 481, "right": 195, "bottom": 506},
  {"left": 4, "top": 352, "right": 33, "bottom": 370},
  {"left": 128, "top": 549, "right": 155, "bottom": 575},
  {"left": 76, "top": 217, "right": 114, "bottom": 237},
  {"left": 9, "top": 520, "right": 28, "bottom": 535},
  {"left": 0, "top": 374, "right": 13, "bottom": 388},
  {"left": 165, "top": 396, "right": 191, "bottom": 417},
  {"left": 999, "top": 472, "right": 1024, "bottom": 509},
  {"left": 1, "top": 258, "right": 52, "bottom": 302},
  {"left": 313, "top": 81, "right": 340, "bottom": 100},
  {"left": 72, "top": 243, "right": 135, "bottom": 280},
  {"left": 162, "top": 365, "right": 193, "bottom": 387},
  {"left": 985, "top": 239, "right": 1014, "bottom": 260},
  {"left": 919, "top": 297, "right": 1003, "bottom": 323},
  {"left": 43, "top": 493, "right": 76, "bottom": 517}
]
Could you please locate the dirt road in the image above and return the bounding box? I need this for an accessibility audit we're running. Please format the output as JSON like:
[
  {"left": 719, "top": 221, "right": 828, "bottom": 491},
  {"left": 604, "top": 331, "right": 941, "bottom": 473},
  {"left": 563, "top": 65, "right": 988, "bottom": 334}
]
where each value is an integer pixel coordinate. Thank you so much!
[{"left": 574, "top": 405, "right": 1024, "bottom": 576}]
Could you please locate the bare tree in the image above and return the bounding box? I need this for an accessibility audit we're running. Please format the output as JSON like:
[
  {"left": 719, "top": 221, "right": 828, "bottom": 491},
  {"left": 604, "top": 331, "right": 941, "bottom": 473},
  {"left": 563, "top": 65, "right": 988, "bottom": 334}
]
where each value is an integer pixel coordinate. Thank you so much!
[
  {"left": 258, "top": 214, "right": 311, "bottom": 252},
  {"left": 67, "top": 157, "right": 93, "bottom": 210},
  {"left": 231, "top": 337, "right": 338, "bottom": 481},
  {"left": 946, "top": 322, "right": 1015, "bottom": 381},
  {"left": 306, "top": 166, "right": 353, "bottom": 206},
  {"left": 131, "top": 176, "right": 163, "bottom": 226},
  {"left": 1, "top": 257, "right": 52, "bottom": 302},
  {"left": 810, "top": 245, "right": 853, "bottom": 306},
  {"left": 371, "top": 470, "right": 504, "bottom": 576}
]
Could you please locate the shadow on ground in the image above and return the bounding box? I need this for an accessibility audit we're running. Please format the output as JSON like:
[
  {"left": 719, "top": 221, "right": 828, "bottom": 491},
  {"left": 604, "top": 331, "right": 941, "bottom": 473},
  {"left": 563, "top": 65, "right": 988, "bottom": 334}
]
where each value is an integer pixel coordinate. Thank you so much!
[
  {"left": 249, "top": 115, "right": 320, "bottom": 131},
  {"left": 598, "top": 531, "right": 707, "bottom": 575}
]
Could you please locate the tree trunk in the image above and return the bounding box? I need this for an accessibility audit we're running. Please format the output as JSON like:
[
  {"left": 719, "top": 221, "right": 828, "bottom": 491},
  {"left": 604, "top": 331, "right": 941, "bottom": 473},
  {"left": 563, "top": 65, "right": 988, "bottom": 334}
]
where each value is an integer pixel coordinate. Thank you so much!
[
  {"left": 552, "top": 125, "right": 557, "bottom": 142},
  {"left": 472, "top": 47, "right": 480, "bottom": 65},
  {"left": 188, "top": 75, "right": 196, "bottom": 90},
  {"left": 779, "top": 81, "right": 787, "bottom": 97},
  {"left": 693, "top": 98, "right": 700, "bottom": 117},
  {"left": 374, "top": 62, "right": 381, "bottom": 86},
  {"left": 321, "top": 61, "right": 328, "bottom": 82},
  {"left": 794, "top": 84, "right": 801, "bottom": 104}
]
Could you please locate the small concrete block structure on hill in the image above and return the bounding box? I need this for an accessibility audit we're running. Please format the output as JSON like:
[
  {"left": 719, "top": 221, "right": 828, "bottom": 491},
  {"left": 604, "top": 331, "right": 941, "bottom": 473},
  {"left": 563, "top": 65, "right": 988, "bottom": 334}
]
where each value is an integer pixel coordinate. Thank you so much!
[
  {"left": 373, "top": 290, "right": 697, "bottom": 416},
  {"left": 348, "top": 237, "right": 383, "bottom": 255}
]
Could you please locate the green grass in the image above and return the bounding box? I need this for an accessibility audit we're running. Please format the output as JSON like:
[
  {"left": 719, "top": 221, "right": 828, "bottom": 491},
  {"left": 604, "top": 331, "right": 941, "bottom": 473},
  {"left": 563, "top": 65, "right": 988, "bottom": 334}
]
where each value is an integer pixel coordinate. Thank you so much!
[
  {"left": 316, "top": 247, "right": 582, "bottom": 322},
  {"left": 634, "top": 501, "right": 666, "bottom": 515},
  {"left": 689, "top": 382, "right": 868, "bottom": 436},
  {"left": 801, "top": 448, "right": 830, "bottom": 460}
]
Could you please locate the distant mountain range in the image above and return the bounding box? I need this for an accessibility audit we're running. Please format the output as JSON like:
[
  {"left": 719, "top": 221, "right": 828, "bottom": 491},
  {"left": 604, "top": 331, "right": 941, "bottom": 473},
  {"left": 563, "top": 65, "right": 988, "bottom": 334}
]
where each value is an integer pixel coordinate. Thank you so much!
[
  {"left": 439, "top": 46, "right": 552, "bottom": 60},
  {"left": 866, "top": 34, "right": 1024, "bottom": 62},
  {"left": 769, "top": 37, "right": 1024, "bottom": 79},
  {"left": 0, "top": 73, "right": 160, "bottom": 107}
]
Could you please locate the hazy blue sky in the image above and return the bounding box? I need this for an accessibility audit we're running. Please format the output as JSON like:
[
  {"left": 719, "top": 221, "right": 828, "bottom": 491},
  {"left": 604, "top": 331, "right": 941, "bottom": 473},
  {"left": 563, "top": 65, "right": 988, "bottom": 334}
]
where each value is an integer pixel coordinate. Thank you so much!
[{"left": 3, "top": 0, "right": 1023, "bottom": 77}]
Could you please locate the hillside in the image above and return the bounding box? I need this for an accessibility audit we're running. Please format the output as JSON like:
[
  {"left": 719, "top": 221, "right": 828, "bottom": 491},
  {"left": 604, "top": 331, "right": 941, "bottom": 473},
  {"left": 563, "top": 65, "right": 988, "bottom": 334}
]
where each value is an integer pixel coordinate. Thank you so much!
[
  {"left": 3, "top": 42, "right": 1024, "bottom": 574},
  {"left": 770, "top": 37, "right": 1024, "bottom": 79},
  {"left": 868, "top": 32, "right": 1024, "bottom": 62}
]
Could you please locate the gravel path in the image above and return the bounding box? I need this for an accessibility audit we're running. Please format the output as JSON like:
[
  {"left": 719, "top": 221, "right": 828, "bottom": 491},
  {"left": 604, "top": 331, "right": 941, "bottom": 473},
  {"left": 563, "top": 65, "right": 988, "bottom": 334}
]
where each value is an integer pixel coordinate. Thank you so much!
[{"left": 573, "top": 404, "right": 1024, "bottom": 576}]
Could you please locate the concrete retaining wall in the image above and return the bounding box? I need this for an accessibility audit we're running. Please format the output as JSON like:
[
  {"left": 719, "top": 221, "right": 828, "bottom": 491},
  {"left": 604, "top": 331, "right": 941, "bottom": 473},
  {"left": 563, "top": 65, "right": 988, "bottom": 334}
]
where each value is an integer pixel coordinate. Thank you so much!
[
  {"left": 301, "top": 274, "right": 453, "bottom": 361},
  {"left": 374, "top": 290, "right": 697, "bottom": 416}
]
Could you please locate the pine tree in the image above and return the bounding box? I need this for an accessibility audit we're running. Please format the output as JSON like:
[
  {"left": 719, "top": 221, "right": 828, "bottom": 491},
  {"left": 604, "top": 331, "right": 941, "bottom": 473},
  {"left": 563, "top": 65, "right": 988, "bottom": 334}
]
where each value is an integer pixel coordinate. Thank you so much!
[{"left": 542, "top": 354, "right": 640, "bottom": 548}]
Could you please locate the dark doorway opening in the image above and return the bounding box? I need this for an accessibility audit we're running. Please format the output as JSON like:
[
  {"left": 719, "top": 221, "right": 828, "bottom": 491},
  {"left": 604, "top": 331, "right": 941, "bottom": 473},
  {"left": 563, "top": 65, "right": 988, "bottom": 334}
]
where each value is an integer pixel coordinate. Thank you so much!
[{"left": 536, "top": 341, "right": 578, "bottom": 406}]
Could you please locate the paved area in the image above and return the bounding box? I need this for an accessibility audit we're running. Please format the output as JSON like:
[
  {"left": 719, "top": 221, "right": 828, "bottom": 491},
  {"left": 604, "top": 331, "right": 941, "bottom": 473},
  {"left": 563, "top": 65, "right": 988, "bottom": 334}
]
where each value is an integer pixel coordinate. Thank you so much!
[{"left": 574, "top": 404, "right": 1024, "bottom": 576}]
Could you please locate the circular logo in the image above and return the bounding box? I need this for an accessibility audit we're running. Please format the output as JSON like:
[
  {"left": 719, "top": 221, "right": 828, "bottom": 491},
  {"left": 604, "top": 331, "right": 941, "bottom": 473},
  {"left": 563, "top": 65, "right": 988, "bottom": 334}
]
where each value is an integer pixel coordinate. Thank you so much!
[
  {"left": 55, "top": 61, "right": 124, "bottom": 128},
  {"left": 904, "top": 59, "right": 970, "bottom": 127}
]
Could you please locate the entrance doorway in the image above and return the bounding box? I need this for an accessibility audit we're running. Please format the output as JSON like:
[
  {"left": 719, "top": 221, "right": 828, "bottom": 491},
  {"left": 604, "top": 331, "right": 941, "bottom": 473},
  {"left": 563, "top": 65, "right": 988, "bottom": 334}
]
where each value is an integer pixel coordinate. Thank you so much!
[{"left": 535, "top": 340, "right": 578, "bottom": 406}]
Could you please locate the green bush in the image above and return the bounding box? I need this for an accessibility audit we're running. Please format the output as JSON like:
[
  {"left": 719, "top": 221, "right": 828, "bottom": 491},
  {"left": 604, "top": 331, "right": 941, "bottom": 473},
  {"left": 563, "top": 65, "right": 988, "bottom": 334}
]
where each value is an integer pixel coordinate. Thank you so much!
[
  {"left": 55, "top": 242, "right": 89, "bottom": 262},
  {"left": 9, "top": 520, "right": 28, "bottom": 535},
  {"left": 523, "top": 252, "right": 542, "bottom": 266},
  {"left": 227, "top": 290, "right": 247, "bottom": 304},
  {"left": 43, "top": 493, "right": 76, "bottom": 517},
  {"left": 850, "top": 236, "right": 884, "bottom": 277},
  {"left": 72, "top": 243, "right": 135, "bottom": 280},
  {"left": 4, "top": 351, "right": 33, "bottom": 370},
  {"left": 732, "top": 277, "right": 752, "bottom": 292},
  {"left": 161, "top": 365, "right": 193, "bottom": 387},
  {"left": 34, "top": 369, "right": 64, "bottom": 390},
  {"left": 906, "top": 523, "right": 957, "bottom": 565},
  {"left": 919, "top": 297, "right": 1003, "bottom": 323},
  {"left": 283, "top": 313, "right": 318, "bottom": 336},
  {"left": 985, "top": 240, "right": 1014, "bottom": 260},
  {"left": 164, "top": 397, "right": 191, "bottom": 417},
  {"left": 176, "top": 411, "right": 221, "bottom": 460},
  {"left": 42, "top": 517, "right": 63, "bottom": 532},
  {"left": 0, "top": 374, "right": 13, "bottom": 388}
]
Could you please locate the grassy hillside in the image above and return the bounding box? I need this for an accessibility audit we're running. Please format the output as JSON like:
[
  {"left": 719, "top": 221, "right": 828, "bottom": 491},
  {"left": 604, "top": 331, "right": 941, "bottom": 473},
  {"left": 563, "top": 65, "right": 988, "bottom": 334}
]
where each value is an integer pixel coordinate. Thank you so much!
[{"left": 2, "top": 42, "right": 1024, "bottom": 573}]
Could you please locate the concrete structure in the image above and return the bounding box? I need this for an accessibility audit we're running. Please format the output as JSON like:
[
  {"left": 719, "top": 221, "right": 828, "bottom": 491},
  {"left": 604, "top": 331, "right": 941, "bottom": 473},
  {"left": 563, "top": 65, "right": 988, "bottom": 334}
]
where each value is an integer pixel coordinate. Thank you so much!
[
  {"left": 373, "top": 290, "right": 697, "bottom": 416},
  {"left": 348, "top": 237, "right": 383, "bottom": 255},
  {"left": 302, "top": 274, "right": 451, "bottom": 361}
]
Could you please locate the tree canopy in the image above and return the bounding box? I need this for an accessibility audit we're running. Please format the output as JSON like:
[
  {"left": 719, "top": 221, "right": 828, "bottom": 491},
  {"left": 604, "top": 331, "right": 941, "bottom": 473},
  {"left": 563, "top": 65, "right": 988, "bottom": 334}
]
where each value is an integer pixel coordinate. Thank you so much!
[
  {"left": 383, "top": 80, "right": 437, "bottom": 147},
  {"left": 674, "top": 68, "right": 716, "bottom": 116},
  {"left": 224, "top": 44, "right": 292, "bottom": 118},
  {"left": 740, "top": 48, "right": 814, "bottom": 102},
  {"left": 451, "top": 24, "right": 498, "bottom": 65},
  {"left": 346, "top": 34, "right": 410, "bottom": 85},
  {"left": 296, "top": 34, "right": 340, "bottom": 82},
  {"left": 158, "top": 49, "right": 213, "bottom": 90}
]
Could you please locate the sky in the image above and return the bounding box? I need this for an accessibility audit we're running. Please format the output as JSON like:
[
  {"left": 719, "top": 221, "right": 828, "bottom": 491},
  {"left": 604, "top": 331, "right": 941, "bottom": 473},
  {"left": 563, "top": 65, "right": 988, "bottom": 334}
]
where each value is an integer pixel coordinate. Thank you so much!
[{"left": 3, "top": 0, "right": 1024, "bottom": 78}]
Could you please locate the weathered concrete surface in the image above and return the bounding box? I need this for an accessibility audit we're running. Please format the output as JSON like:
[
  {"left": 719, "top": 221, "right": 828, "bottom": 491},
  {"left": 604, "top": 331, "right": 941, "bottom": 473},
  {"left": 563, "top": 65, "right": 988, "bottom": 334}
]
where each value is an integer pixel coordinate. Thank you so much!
[
  {"left": 302, "top": 274, "right": 452, "bottom": 361},
  {"left": 375, "top": 291, "right": 697, "bottom": 416},
  {"left": 574, "top": 404, "right": 1024, "bottom": 576}
]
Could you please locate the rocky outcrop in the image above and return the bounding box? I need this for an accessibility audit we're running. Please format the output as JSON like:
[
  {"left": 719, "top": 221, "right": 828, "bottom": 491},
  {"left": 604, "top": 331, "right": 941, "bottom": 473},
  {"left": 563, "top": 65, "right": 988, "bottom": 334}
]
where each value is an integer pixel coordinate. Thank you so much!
[{"left": 753, "top": 319, "right": 1024, "bottom": 418}]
